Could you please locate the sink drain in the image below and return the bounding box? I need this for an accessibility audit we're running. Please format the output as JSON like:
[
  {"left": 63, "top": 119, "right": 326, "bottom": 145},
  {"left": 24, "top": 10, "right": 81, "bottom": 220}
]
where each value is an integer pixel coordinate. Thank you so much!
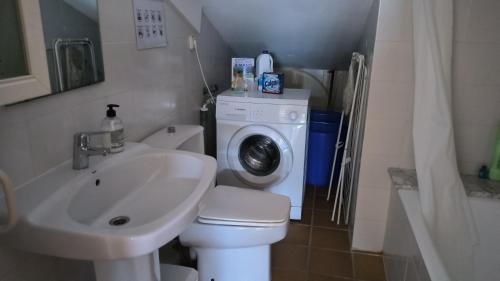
[{"left": 109, "top": 216, "right": 130, "bottom": 226}]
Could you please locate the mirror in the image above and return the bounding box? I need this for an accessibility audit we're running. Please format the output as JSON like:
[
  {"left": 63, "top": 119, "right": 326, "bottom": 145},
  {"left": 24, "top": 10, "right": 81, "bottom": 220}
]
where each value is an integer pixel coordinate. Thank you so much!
[
  {"left": 39, "top": 0, "right": 105, "bottom": 93},
  {"left": 0, "top": 0, "right": 29, "bottom": 80}
]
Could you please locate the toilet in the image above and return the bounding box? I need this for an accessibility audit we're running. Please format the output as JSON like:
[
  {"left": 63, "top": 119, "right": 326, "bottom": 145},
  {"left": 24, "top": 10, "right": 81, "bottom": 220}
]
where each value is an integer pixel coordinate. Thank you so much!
[{"left": 142, "top": 125, "right": 290, "bottom": 281}]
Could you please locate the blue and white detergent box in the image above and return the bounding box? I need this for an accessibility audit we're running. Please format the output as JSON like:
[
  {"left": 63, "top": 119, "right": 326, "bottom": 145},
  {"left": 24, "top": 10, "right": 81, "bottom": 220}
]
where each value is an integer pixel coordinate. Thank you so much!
[{"left": 262, "top": 72, "right": 284, "bottom": 94}]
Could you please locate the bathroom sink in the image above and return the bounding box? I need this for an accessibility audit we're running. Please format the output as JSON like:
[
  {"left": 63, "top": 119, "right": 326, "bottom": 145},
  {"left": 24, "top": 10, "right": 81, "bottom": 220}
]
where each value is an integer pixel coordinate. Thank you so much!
[{"left": 0, "top": 143, "right": 216, "bottom": 260}]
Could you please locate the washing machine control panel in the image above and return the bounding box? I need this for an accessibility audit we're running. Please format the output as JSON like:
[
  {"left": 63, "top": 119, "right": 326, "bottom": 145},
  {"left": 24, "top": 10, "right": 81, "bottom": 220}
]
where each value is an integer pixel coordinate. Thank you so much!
[{"left": 217, "top": 101, "right": 308, "bottom": 124}]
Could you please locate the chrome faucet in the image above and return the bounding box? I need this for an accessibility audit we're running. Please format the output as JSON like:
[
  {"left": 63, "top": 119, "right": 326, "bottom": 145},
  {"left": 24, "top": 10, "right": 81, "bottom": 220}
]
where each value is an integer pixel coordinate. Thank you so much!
[{"left": 73, "top": 131, "right": 111, "bottom": 170}]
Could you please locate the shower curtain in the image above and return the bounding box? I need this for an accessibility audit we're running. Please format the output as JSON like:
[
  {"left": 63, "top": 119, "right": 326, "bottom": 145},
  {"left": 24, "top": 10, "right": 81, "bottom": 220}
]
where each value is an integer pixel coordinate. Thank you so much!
[{"left": 412, "top": 0, "right": 477, "bottom": 280}]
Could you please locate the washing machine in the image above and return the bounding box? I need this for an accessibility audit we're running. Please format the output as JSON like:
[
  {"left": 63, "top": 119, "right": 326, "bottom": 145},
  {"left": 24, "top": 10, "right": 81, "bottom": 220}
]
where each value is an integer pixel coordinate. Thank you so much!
[{"left": 216, "top": 89, "right": 310, "bottom": 220}]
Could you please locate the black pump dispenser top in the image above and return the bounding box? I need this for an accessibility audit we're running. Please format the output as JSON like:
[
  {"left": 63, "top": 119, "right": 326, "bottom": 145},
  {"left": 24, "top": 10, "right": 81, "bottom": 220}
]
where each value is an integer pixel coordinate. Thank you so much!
[{"left": 106, "top": 104, "right": 119, "bottom": 118}]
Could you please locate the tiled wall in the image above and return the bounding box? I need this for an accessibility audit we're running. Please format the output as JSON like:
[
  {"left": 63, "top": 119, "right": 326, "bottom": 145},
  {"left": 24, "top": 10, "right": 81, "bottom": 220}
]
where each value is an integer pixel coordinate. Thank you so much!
[
  {"left": 383, "top": 188, "right": 431, "bottom": 281},
  {"left": 453, "top": 0, "right": 500, "bottom": 175},
  {"left": 352, "top": 0, "right": 415, "bottom": 252},
  {"left": 0, "top": 0, "right": 233, "bottom": 279}
]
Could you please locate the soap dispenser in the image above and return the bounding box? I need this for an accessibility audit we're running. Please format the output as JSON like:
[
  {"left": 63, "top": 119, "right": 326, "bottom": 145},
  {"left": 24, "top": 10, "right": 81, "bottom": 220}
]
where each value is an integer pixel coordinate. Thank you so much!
[{"left": 101, "top": 104, "right": 125, "bottom": 153}]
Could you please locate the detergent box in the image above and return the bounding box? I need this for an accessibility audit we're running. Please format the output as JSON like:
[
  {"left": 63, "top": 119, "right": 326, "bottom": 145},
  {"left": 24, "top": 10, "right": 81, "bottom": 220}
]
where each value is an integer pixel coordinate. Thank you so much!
[
  {"left": 231, "top": 58, "right": 255, "bottom": 91},
  {"left": 262, "top": 72, "right": 284, "bottom": 94}
]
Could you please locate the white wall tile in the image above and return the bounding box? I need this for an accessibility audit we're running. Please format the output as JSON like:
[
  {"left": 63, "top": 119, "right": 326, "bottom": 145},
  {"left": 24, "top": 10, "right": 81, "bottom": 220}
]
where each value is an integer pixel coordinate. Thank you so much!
[
  {"left": 365, "top": 80, "right": 413, "bottom": 121},
  {"left": 453, "top": 84, "right": 500, "bottom": 127},
  {"left": 455, "top": 125, "right": 496, "bottom": 174},
  {"left": 358, "top": 153, "right": 401, "bottom": 189},
  {"left": 376, "top": 0, "right": 413, "bottom": 41},
  {"left": 98, "top": 0, "right": 136, "bottom": 44},
  {"left": 453, "top": 42, "right": 500, "bottom": 86},
  {"left": 355, "top": 186, "right": 390, "bottom": 221},
  {"left": 26, "top": 110, "right": 75, "bottom": 175},
  {"left": 70, "top": 98, "right": 108, "bottom": 134},
  {"left": 464, "top": 0, "right": 500, "bottom": 43},
  {"left": 362, "top": 119, "right": 410, "bottom": 157},
  {"left": 371, "top": 41, "right": 414, "bottom": 82},
  {"left": 352, "top": 218, "right": 387, "bottom": 252},
  {"left": 0, "top": 124, "right": 34, "bottom": 186},
  {"left": 99, "top": 43, "right": 135, "bottom": 96}
]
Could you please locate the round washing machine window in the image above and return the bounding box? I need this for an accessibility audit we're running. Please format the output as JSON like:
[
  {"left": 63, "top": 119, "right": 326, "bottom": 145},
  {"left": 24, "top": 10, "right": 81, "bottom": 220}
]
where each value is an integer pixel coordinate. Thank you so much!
[
  {"left": 227, "top": 125, "right": 293, "bottom": 188},
  {"left": 239, "top": 135, "right": 280, "bottom": 176}
]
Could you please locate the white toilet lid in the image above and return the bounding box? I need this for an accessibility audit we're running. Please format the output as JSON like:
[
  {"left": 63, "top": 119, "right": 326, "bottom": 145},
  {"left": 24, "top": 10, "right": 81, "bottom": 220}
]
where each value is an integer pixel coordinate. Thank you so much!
[{"left": 198, "top": 186, "right": 291, "bottom": 227}]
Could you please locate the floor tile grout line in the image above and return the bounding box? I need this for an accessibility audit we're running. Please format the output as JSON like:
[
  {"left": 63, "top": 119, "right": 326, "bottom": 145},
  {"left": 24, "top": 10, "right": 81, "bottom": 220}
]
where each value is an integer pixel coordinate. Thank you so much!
[
  {"left": 308, "top": 246, "right": 352, "bottom": 254},
  {"left": 312, "top": 272, "right": 355, "bottom": 280},
  {"left": 351, "top": 250, "right": 385, "bottom": 257},
  {"left": 271, "top": 266, "right": 309, "bottom": 272},
  {"left": 311, "top": 225, "right": 349, "bottom": 232}
]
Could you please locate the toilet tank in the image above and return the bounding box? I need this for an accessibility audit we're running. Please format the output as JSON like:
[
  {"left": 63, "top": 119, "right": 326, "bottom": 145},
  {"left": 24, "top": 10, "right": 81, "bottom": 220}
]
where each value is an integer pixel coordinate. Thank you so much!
[{"left": 141, "top": 125, "right": 205, "bottom": 154}]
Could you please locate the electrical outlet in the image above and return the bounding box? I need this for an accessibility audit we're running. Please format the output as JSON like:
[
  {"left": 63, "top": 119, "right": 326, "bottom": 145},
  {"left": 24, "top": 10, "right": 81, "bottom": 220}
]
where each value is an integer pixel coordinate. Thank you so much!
[{"left": 188, "top": 36, "right": 196, "bottom": 51}]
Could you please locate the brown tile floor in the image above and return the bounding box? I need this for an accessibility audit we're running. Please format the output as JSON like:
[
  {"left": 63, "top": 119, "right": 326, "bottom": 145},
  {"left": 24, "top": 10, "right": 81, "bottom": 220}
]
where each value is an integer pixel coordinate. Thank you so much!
[{"left": 271, "top": 186, "right": 386, "bottom": 281}]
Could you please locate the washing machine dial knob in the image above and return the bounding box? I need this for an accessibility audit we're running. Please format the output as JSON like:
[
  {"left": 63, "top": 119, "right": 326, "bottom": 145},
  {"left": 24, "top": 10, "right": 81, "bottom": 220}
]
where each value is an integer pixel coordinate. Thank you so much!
[{"left": 288, "top": 111, "right": 299, "bottom": 121}]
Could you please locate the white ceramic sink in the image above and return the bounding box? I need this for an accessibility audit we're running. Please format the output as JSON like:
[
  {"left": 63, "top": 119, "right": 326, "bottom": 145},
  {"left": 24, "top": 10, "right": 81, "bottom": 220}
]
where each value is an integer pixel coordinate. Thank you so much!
[{"left": 0, "top": 143, "right": 217, "bottom": 260}]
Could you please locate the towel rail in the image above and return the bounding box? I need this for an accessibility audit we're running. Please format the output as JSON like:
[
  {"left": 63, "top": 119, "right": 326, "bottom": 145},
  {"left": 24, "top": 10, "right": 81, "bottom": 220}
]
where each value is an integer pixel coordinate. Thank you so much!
[{"left": 53, "top": 38, "right": 98, "bottom": 92}]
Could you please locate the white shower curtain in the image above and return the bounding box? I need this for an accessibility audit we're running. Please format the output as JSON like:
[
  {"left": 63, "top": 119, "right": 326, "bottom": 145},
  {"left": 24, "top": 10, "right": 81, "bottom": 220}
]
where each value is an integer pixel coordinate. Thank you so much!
[{"left": 412, "top": 0, "right": 477, "bottom": 280}]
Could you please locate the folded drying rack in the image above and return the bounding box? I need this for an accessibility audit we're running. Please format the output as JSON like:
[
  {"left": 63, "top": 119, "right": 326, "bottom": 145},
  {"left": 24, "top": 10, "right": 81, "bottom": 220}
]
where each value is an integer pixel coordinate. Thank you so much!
[{"left": 327, "top": 53, "right": 368, "bottom": 224}]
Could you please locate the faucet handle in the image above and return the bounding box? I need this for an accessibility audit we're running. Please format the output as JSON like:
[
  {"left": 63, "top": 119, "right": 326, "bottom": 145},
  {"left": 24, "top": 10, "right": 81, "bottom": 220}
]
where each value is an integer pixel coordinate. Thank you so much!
[{"left": 73, "top": 131, "right": 112, "bottom": 170}]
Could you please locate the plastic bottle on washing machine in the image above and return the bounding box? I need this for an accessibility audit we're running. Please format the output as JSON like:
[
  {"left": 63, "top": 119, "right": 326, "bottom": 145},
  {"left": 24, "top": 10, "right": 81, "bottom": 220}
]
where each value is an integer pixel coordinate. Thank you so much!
[{"left": 256, "top": 51, "right": 274, "bottom": 91}]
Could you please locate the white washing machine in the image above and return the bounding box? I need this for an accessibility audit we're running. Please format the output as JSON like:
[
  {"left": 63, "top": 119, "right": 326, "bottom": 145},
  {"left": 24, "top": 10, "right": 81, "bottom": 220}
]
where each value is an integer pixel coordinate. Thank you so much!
[{"left": 216, "top": 89, "right": 310, "bottom": 220}]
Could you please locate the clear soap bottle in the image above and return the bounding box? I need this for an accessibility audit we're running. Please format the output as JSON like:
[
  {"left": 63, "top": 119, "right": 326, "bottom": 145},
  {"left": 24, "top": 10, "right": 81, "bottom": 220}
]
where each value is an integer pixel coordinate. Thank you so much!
[{"left": 101, "top": 104, "right": 125, "bottom": 153}]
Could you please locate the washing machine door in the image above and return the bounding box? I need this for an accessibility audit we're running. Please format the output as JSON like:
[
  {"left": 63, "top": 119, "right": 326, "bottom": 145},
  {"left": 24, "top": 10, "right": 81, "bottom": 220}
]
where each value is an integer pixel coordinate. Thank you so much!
[{"left": 227, "top": 125, "right": 293, "bottom": 187}]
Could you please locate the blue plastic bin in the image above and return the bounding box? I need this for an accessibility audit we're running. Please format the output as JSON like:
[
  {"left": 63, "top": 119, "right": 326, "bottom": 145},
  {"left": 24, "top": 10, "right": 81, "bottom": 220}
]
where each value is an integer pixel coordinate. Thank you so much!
[
  {"left": 310, "top": 110, "right": 340, "bottom": 123},
  {"left": 306, "top": 111, "right": 342, "bottom": 187}
]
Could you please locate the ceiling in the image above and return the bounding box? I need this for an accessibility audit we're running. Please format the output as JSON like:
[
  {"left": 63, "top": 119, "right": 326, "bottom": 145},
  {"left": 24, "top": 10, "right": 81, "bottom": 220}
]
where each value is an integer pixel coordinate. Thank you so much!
[{"left": 201, "top": 0, "right": 374, "bottom": 70}]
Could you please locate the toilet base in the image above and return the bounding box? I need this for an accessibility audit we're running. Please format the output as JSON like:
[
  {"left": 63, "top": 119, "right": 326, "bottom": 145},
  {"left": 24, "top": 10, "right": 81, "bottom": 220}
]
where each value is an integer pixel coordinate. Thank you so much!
[{"left": 195, "top": 245, "right": 270, "bottom": 281}]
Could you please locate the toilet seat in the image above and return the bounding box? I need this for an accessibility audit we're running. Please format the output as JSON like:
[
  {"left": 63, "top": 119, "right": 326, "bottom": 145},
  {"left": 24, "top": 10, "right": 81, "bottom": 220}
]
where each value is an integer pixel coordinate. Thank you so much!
[{"left": 197, "top": 185, "right": 290, "bottom": 227}]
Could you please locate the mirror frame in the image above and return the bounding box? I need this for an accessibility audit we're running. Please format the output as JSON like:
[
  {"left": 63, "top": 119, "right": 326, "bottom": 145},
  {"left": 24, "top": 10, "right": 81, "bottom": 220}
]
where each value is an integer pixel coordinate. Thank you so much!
[{"left": 0, "top": 0, "right": 51, "bottom": 106}]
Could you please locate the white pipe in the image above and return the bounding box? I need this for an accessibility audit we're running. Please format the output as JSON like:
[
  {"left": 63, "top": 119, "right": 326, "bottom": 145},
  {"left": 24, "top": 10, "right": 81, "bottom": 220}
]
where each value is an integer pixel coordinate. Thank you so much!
[{"left": 192, "top": 38, "right": 216, "bottom": 105}]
